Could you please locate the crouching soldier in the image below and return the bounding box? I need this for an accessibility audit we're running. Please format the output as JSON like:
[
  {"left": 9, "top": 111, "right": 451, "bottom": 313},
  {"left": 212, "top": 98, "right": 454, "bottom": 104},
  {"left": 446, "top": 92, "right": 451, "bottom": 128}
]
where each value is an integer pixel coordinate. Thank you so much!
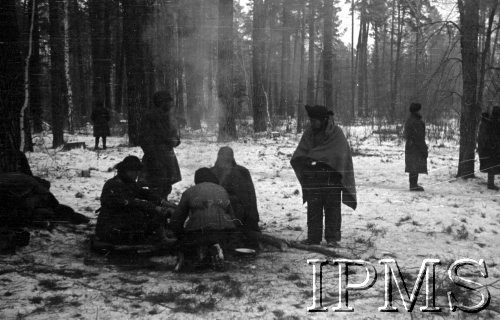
[
  {"left": 211, "top": 147, "right": 261, "bottom": 249},
  {"left": 95, "top": 156, "right": 174, "bottom": 245},
  {"left": 291, "top": 105, "right": 357, "bottom": 247},
  {"left": 171, "top": 168, "right": 237, "bottom": 271}
]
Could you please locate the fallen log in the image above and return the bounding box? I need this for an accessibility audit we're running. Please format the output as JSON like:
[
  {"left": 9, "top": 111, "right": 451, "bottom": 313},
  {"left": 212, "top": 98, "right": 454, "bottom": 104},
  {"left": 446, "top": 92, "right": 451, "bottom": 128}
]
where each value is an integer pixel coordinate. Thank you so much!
[
  {"left": 62, "top": 142, "right": 86, "bottom": 151},
  {"left": 258, "top": 232, "right": 288, "bottom": 251},
  {"left": 288, "top": 241, "right": 341, "bottom": 257}
]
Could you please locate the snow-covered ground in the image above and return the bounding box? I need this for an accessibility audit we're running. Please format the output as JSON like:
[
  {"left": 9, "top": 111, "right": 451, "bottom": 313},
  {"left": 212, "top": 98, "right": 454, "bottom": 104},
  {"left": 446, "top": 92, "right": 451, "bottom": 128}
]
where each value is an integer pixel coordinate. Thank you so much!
[{"left": 1, "top": 127, "right": 499, "bottom": 319}]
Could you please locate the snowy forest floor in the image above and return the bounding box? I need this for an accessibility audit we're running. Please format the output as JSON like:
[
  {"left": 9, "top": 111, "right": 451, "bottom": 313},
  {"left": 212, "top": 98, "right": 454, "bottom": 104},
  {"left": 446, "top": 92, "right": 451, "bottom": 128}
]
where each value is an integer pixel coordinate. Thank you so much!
[{"left": 1, "top": 127, "right": 499, "bottom": 320}]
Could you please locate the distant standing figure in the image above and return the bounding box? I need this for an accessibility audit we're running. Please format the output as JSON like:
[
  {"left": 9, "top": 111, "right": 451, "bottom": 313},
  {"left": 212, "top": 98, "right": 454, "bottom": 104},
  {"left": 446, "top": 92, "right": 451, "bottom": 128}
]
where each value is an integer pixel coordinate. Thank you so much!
[
  {"left": 139, "top": 91, "right": 181, "bottom": 199},
  {"left": 91, "top": 101, "right": 110, "bottom": 150},
  {"left": 478, "top": 107, "right": 500, "bottom": 190},
  {"left": 211, "top": 146, "right": 260, "bottom": 248},
  {"left": 291, "top": 105, "right": 357, "bottom": 247},
  {"left": 404, "top": 102, "right": 428, "bottom": 191}
]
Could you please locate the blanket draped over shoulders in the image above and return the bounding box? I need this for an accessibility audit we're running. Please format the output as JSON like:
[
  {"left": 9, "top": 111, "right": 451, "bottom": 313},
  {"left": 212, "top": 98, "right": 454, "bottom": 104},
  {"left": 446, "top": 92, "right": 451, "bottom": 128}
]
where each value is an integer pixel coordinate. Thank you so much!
[{"left": 291, "top": 123, "right": 357, "bottom": 210}]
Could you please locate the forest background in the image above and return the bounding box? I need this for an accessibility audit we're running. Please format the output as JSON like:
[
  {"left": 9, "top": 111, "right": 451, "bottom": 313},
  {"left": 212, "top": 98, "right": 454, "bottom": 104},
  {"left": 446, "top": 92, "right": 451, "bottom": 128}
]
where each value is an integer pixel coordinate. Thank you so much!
[{"left": 1, "top": 0, "right": 499, "bottom": 178}]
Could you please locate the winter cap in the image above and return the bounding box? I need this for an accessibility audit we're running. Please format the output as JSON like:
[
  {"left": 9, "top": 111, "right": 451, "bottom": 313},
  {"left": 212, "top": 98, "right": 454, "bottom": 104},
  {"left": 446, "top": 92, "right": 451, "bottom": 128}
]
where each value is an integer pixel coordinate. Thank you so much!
[
  {"left": 153, "top": 91, "right": 173, "bottom": 108},
  {"left": 194, "top": 167, "right": 219, "bottom": 185},
  {"left": 305, "top": 105, "right": 334, "bottom": 119},
  {"left": 116, "top": 155, "right": 143, "bottom": 173},
  {"left": 409, "top": 102, "right": 422, "bottom": 113}
]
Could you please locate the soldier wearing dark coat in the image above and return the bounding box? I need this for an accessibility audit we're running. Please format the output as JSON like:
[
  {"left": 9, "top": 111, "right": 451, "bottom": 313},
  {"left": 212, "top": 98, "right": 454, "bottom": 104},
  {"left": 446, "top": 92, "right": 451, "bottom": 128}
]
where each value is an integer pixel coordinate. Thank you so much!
[
  {"left": 91, "top": 101, "right": 110, "bottom": 150},
  {"left": 139, "top": 91, "right": 181, "bottom": 199},
  {"left": 291, "top": 105, "right": 357, "bottom": 247},
  {"left": 171, "top": 168, "right": 236, "bottom": 270},
  {"left": 95, "top": 156, "right": 172, "bottom": 245},
  {"left": 211, "top": 146, "right": 260, "bottom": 248},
  {"left": 404, "top": 103, "right": 428, "bottom": 191},
  {"left": 478, "top": 107, "right": 500, "bottom": 190}
]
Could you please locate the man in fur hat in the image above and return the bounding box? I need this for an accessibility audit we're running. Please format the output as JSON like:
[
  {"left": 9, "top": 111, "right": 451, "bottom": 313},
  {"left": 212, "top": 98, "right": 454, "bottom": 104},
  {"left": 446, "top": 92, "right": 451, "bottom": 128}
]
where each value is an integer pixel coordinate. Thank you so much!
[{"left": 291, "top": 105, "right": 357, "bottom": 247}]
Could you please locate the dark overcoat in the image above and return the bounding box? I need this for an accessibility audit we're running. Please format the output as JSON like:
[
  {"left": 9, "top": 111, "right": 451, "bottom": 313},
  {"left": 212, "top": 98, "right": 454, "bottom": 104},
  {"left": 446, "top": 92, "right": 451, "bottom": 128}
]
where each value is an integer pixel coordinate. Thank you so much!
[
  {"left": 211, "top": 148, "right": 260, "bottom": 233},
  {"left": 290, "top": 121, "right": 357, "bottom": 210},
  {"left": 139, "top": 108, "right": 181, "bottom": 189},
  {"left": 170, "top": 182, "right": 236, "bottom": 235},
  {"left": 95, "top": 173, "right": 164, "bottom": 244},
  {"left": 478, "top": 117, "right": 500, "bottom": 174},
  {"left": 404, "top": 113, "right": 428, "bottom": 174},
  {"left": 91, "top": 108, "right": 110, "bottom": 137}
]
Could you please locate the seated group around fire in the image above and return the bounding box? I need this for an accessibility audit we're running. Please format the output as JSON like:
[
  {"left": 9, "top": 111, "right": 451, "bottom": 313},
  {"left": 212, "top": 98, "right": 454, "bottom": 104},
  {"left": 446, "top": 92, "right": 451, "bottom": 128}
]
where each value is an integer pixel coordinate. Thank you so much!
[{"left": 94, "top": 148, "right": 262, "bottom": 271}]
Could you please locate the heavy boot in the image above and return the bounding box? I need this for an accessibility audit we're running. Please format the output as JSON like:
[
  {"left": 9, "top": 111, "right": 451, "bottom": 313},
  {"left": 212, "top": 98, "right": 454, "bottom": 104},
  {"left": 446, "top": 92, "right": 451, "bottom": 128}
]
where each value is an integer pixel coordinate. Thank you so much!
[
  {"left": 488, "top": 173, "right": 499, "bottom": 190},
  {"left": 102, "top": 137, "right": 107, "bottom": 150},
  {"left": 409, "top": 173, "right": 424, "bottom": 191}
]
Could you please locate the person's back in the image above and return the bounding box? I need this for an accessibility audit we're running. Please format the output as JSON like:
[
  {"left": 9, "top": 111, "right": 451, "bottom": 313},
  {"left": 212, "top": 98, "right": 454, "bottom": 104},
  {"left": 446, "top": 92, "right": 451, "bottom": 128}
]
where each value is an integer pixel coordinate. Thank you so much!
[
  {"left": 171, "top": 168, "right": 236, "bottom": 271},
  {"left": 172, "top": 182, "right": 236, "bottom": 233}
]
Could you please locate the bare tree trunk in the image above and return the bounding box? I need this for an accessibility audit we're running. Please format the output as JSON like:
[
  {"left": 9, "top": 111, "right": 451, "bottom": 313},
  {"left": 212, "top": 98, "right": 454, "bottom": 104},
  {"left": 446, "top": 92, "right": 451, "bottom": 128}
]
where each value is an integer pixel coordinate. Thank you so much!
[
  {"left": 89, "top": 0, "right": 111, "bottom": 109},
  {"left": 123, "top": 0, "right": 150, "bottom": 145},
  {"left": 306, "top": 0, "right": 316, "bottom": 106},
  {"left": 217, "top": 0, "right": 237, "bottom": 141},
  {"left": 323, "top": 0, "right": 334, "bottom": 112},
  {"left": 279, "top": 0, "right": 292, "bottom": 117},
  {"left": 351, "top": 0, "right": 355, "bottom": 119},
  {"left": 29, "top": 0, "right": 42, "bottom": 134},
  {"left": 63, "top": 0, "right": 74, "bottom": 133},
  {"left": 297, "top": 2, "right": 306, "bottom": 133},
  {"left": 477, "top": 3, "right": 498, "bottom": 111},
  {"left": 252, "top": 0, "right": 268, "bottom": 132},
  {"left": 389, "top": 0, "right": 395, "bottom": 120},
  {"left": 457, "top": 0, "right": 480, "bottom": 179},
  {"left": 20, "top": 0, "right": 36, "bottom": 152},
  {"left": 49, "top": 0, "right": 66, "bottom": 148},
  {"left": 390, "top": 2, "right": 404, "bottom": 122},
  {"left": 373, "top": 22, "right": 381, "bottom": 117},
  {"left": 183, "top": 0, "right": 203, "bottom": 130},
  {"left": 0, "top": 0, "right": 24, "bottom": 150}
]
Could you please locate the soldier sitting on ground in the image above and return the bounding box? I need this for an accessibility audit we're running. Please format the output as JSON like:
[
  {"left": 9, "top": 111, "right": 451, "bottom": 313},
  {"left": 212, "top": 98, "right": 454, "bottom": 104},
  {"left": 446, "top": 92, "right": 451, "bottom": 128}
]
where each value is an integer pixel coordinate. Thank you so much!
[
  {"left": 170, "top": 168, "right": 237, "bottom": 271},
  {"left": 0, "top": 145, "right": 89, "bottom": 229},
  {"left": 211, "top": 146, "right": 261, "bottom": 249},
  {"left": 95, "top": 156, "right": 174, "bottom": 246}
]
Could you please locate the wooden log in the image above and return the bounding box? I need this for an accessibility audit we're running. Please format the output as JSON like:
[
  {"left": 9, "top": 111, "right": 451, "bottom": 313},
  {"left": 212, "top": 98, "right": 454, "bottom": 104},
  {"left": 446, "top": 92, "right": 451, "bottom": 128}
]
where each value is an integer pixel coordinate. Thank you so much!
[
  {"left": 288, "top": 241, "right": 341, "bottom": 257},
  {"left": 258, "top": 232, "right": 288, "bottom": 251},
  {"left": 62, "top": 142, "right": 86, "bottom": 151}
]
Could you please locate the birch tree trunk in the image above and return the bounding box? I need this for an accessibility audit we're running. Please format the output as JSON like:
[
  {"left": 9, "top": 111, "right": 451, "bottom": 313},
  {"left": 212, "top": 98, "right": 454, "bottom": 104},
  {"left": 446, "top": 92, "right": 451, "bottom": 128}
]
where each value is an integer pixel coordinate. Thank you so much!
[
  {"left": 20, "top": 0, "right": 36, "bottom": 152},
  {"left": 64, "top": 0, "right": 74, "bottom": 133}
]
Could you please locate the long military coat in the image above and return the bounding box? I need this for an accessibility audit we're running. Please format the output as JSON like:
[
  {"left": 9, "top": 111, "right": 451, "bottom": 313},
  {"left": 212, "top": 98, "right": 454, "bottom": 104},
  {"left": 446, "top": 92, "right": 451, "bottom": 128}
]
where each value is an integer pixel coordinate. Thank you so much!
[{"left": 404, "top": 113, "right": 428, "bottom": 174}]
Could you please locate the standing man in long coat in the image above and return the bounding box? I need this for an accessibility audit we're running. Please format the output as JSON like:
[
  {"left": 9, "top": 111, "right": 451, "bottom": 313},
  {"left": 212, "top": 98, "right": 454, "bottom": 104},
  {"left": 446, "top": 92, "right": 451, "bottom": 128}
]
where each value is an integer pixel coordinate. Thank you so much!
[
  {"left": 139, "top": 91, "right": 181, "bottom": 199},
  {"left": 291, "top": 105, "right": 357, "bottom": 247},
  {"left": 478, "top": 107, "right": 500, "bottom": 190},
  {"left": 91, "top": 101, "right": 110, "bottom": 150},
  {"left": 404, "top": 103, "right": 428, "bottom": 191}
]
